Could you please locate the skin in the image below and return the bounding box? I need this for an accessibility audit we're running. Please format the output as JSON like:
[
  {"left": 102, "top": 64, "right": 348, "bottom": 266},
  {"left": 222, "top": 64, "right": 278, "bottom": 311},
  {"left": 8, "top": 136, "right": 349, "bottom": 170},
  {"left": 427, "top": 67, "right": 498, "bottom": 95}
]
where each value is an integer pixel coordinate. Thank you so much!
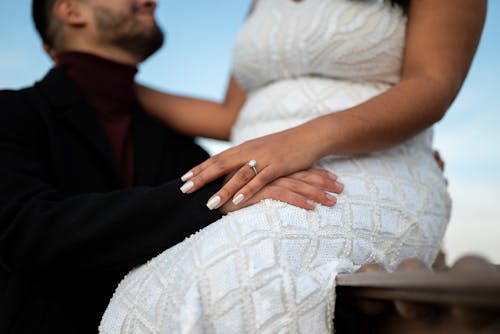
[
  {"left": 52, "top": 0, "right": 161, "bottom": 64},
  {"left": 141, "top": 0, "right": 486, "bottom": 210},
  {"left": 46, "top": 0, "right": 342, "bottom": 212}
]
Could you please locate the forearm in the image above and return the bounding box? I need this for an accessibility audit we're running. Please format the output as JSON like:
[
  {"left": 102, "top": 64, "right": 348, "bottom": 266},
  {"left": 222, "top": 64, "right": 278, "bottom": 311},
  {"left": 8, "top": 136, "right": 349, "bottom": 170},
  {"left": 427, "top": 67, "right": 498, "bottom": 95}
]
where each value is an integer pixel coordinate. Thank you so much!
[
  {"left": 302, "top": 75, "right": 456, "bottom": 160},
  {"left": 137, "top": 76, "right": 245, "bottom": 140},
  {"left": 174, "top": 0, "right": 486, "bottom": 209},
  {"left": 302, "top": 0, "right": 486, "bottom": 159},
  {"left": 0, "top": 179, "right": 222, "bottom": 277}
]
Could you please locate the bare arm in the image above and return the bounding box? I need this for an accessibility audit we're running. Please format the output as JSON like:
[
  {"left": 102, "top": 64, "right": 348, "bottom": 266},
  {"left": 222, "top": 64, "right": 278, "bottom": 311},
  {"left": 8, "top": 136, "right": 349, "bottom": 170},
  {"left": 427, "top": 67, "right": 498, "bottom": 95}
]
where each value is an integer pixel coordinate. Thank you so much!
[
  {"left": 136, "top": 1, "right": 257, "bottom": 140},
  {"left": 302, "top": 0, "right": 487, "bottom": 158},
  {"left": 136, "top": 76, "right": 245, "bottom": 140},
  {"left": 180, "top": 0, "right": 487, "bottom": 209}
]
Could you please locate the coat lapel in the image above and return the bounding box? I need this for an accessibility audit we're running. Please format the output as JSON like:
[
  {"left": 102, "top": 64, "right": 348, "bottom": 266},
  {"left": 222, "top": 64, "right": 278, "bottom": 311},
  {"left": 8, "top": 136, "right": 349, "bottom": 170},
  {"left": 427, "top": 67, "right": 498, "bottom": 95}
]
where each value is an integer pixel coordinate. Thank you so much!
[{"left": 37, "top": 68, "right": 124, "bottom": 186}]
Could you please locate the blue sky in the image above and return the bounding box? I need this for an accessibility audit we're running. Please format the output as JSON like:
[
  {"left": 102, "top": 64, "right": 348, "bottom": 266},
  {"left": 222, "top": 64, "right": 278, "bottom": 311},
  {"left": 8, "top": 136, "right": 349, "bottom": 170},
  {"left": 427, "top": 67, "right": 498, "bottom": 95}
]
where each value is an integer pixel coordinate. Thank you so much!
[{"left": 1, "top": 0, "right": 499, "bottom": 263}]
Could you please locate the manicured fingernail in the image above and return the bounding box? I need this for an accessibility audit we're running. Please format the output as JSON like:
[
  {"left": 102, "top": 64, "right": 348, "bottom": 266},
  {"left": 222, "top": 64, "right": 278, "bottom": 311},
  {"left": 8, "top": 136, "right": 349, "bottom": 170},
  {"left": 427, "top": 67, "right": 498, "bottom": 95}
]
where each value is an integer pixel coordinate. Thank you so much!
[
  {"left": 326, "top": 193, "right": 337, "bottom": 202},
  {"left": 206, "top": 196, "right": 221, "bottom": 210},
  {"left": 328, "top": 172, "right": 337, "bottom": 180},
  {"left": 180, "top": 181, "right": 194, "bottom": 193},
  {"left": 181, "top": 171, "right": 193, "bottom": 182},
  {"left": 233, "top": 194, "right": 244, "bottom": 205},
  {"left": 335, "top": 182, "right": 344, "bottom": 191}
]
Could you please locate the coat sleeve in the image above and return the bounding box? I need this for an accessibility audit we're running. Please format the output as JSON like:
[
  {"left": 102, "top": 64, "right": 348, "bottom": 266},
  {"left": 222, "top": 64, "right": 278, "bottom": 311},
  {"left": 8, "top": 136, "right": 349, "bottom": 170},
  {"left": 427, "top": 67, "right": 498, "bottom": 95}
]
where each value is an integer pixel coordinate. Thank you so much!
[{"left": 0, "top": 90, "right": 223, "bottom": 277}]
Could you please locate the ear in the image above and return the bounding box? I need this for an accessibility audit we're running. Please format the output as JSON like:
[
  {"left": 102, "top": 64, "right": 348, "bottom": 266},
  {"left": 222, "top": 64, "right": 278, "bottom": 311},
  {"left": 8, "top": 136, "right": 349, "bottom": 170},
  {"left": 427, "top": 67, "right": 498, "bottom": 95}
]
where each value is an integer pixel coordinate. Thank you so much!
[{"left": 53, "top": 0, "right": 88, "bottom": 27}]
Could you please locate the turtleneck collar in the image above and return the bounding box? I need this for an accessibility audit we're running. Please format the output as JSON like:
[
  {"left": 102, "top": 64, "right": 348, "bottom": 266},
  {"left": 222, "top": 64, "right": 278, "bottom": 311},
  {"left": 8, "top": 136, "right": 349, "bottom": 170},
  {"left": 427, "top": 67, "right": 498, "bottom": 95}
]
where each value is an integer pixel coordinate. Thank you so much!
[
  {"left": 56, "top": 51, "right": 138, "bottom": 117},
  {"left": 56, "top": 51, "right": 138, "bottom": 186}
]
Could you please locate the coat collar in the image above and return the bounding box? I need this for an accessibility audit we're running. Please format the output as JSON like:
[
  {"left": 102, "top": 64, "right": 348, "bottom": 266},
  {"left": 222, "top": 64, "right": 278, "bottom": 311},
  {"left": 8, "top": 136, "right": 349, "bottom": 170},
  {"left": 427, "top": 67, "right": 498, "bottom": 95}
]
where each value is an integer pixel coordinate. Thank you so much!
[
  {"left": 36, "top": 67, "right": 87, "bottom": 109},
  {"left": 35, "top": 68, "right": 166, "bottom": 187}
]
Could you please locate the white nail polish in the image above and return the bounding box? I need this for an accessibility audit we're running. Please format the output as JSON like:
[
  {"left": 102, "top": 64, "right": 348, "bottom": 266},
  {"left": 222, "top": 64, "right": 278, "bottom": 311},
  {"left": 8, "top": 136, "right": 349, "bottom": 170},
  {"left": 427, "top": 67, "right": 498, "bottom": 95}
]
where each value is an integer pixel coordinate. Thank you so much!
[
  {"left": 181, "top": 171, "right": 193, "bottom": 182},
  {"left": 233, "top": 194, "right": 244, "bottom": 205},
  {"left": 326, "top": 193, "right": 336, "bottom": 201},
  {"left": 180, "top": 181, "right": 194, "bottom": 193},
  {"left": 206, "top": 196, "right": 221, "bottom": 210}
]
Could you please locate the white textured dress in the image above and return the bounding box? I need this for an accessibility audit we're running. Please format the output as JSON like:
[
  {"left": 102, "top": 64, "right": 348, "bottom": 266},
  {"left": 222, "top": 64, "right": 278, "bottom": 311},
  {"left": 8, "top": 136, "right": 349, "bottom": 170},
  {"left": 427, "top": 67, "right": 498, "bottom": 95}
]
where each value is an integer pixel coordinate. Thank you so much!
[{"left": 100, "top": 0, "right": 451, "bottom": 333}]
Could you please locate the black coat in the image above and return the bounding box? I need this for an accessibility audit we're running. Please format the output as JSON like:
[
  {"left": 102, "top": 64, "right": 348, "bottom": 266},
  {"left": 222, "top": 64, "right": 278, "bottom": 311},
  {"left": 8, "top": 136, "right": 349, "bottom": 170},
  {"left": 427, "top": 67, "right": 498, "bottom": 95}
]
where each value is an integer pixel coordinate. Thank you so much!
[{"left": 0, "top": 68, "right": 223, "bottom": 333}]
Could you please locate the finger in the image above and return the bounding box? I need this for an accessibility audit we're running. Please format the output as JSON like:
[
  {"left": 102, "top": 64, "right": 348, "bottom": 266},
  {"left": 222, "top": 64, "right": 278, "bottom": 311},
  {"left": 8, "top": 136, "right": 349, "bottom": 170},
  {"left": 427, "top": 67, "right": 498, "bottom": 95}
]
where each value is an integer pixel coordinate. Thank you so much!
[
  {"left": 205, "top": 164, "right": 256, "bottom": 210},
  {"left": 288, "top": 169, "right": 343, "bottom": 194},
  {"left": 230, "top": 166, "right": 278, "bottom": 206},
  {"left": 272, "top": 178, "right": 337, "bottom": 207},
  {"left": 180, "top": 147, "right": 236, "bottom": 182},
  {"left": 244, "top": 185, "right": 317, "bottom": 211},
  {"left": 290, "top": 168, "right": 338, "bottom": 182},
  {"left": 180, "top": 152, "right": 243, "bottom": 194}
]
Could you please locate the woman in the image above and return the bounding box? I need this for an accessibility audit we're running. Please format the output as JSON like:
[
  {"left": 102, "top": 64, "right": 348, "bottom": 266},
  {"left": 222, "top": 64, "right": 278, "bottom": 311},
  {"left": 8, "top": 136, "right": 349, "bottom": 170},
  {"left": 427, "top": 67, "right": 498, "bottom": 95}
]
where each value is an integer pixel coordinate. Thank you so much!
[{"left": 100, "top": 0, "right": 486, "bottom": 332}]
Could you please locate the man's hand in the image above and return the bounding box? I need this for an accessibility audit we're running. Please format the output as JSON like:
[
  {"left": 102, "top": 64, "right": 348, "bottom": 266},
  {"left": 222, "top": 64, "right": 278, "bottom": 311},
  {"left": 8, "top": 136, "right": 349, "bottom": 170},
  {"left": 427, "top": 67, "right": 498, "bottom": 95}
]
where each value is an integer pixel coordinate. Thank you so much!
[{"left": 219, "top": 168, "right": 343, "bottom": 214}]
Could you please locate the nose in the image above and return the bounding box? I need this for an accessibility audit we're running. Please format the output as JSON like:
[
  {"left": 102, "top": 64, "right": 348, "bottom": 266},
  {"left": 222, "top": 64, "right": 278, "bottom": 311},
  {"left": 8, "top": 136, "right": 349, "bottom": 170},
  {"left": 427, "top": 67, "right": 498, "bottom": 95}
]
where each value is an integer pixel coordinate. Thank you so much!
[
  {"left": 138, "top": 0, "right": 157, "bottom": 11},
  {"left": 145, "top": 1, "right": 157, "bottom": 10}
]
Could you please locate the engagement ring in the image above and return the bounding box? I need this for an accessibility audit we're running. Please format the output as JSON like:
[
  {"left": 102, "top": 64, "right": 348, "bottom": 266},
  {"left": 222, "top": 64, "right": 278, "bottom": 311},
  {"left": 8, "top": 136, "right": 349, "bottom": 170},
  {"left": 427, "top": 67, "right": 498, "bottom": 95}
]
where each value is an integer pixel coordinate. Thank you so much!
[{"left": 248, "top": 159, "right": 258, "bottom": 176}]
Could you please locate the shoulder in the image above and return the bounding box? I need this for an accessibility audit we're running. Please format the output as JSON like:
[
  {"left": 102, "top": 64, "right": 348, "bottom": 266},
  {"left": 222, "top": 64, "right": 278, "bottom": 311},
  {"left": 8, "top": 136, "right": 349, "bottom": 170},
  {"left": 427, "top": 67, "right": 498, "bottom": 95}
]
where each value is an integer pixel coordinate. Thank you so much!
[
  {"left": 0, "top": 68, "right": 72, "bottom": 121},
  {"left": 0, "top": 85, "right": 46, "bottom": 137},
  {"left": 0, "top": 86, "right": 35, "bottom": 106},
  {"left": 0, "top": 86, "right": 38, "bottom": 118}
]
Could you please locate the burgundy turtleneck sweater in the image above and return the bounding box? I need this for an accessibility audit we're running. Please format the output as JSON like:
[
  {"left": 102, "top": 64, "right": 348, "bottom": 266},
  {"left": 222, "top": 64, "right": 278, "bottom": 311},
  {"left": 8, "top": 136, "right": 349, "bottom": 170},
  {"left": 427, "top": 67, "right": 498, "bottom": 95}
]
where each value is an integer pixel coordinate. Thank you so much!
[{"left": 57, "top": 51, "right": 137, "bottom": 186}]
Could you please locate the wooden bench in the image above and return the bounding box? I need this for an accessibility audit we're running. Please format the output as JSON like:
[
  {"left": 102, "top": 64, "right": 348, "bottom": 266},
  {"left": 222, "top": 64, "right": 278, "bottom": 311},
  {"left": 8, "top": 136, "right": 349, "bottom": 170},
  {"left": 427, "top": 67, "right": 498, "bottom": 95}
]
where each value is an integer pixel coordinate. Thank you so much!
[{"left": 334, "top": 255, "right": 500, "bottom": 333}]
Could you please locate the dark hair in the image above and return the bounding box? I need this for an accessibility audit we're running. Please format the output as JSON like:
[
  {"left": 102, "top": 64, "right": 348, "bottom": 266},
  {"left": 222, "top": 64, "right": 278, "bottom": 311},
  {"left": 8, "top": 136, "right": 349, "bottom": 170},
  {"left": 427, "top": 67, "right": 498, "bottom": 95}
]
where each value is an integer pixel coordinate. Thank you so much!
[
  {"left": 32, "top": 0, "right": 50, "bottom": 47},
  {"left": 32, "top": 0, "right": 64, "bottom": 49}
]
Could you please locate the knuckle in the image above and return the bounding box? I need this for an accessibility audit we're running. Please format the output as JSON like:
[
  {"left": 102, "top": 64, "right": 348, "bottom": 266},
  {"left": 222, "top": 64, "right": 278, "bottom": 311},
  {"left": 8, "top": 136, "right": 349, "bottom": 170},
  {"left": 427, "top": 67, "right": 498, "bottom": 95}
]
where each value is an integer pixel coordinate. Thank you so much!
[
  {"left": 236, "top": 168, "right": 253, "bottom": 183},
  {"left": 280, "top": 191, "right": 296, "bottom": 204},
  {"left": 194, "top": 174, "right": 205, "bottom": 186},
  {"left": 309, "top": 190, "right": 324, "bottom": 203},
  {"left": 190, "top": 166, "right": 199, "bottom": 174},
  {"left": 292, "top": 171, "right": 307, "bottom": 180},
  {"left": 291, "top": 195, "right": 311, "bottom": 210},
  {"left": 311, "top": 168, "right": 326, "bottom": 177},
  {"left": 208, "top": 155, "right": 220, "bottom": 166},
  {"left": 267, "top": 186, "right": 281, "bottom": 198},
  {"left": 213, "top": 158, "right": 226, "bottom": 169},
  {"left": 322, "top": 178, "right": 335, "bottom": 190},
  {"left": 212, "top": 154, "right": 232, "bottom": 170},
  {"left": 267, "top": 185, "right": 289, "bottom": 201},
  {"left": 277, "top": 178, "right": 294, "bottom": 189},
  {"left": 310, "top": 174, "right": 324, "bottom": 185},
  {"left": 216, "top": 187, "right": 231, "bottom": 200}
]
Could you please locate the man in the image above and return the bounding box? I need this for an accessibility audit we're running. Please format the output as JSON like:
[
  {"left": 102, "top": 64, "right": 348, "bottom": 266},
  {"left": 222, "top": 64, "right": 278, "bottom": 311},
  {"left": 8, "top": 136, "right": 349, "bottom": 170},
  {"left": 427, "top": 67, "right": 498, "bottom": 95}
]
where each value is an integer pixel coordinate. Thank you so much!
[{"left": 0, "top": 0, "right": 340, "bottom": 332}]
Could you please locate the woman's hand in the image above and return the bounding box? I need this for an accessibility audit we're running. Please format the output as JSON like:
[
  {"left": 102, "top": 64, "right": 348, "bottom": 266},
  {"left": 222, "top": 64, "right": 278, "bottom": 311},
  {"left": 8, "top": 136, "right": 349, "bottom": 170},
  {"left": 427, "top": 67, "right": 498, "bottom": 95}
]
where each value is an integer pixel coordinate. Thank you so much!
[
  {"left": 180, "top": 127, "right": 327, "bottom": 210},
  {"left": 218, "top": 168, "right": 344, "bottom": 214}
]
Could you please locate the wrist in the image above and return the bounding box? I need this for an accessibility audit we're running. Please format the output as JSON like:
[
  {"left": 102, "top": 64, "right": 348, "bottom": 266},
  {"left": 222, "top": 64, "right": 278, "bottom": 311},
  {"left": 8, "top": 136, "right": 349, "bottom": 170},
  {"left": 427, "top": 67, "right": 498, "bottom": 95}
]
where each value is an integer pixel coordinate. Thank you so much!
[{"left": 298, "top": 117, "right": 335, "bottom": 161}]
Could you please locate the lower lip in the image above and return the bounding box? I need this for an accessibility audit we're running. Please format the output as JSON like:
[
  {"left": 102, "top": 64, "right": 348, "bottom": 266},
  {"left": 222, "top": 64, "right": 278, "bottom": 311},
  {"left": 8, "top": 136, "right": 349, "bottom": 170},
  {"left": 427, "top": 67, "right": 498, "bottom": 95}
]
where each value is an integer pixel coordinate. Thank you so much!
[{"left": 137, "top": 12, "right": 156, "bottom": 21}]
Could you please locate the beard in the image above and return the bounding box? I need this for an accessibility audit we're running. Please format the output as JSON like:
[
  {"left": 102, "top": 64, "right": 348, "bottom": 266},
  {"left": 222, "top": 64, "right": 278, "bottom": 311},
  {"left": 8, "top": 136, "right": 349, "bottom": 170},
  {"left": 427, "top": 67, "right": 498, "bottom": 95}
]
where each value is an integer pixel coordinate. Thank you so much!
[{"left": 92, "top": 5, "right": 165, "bottom": 61}]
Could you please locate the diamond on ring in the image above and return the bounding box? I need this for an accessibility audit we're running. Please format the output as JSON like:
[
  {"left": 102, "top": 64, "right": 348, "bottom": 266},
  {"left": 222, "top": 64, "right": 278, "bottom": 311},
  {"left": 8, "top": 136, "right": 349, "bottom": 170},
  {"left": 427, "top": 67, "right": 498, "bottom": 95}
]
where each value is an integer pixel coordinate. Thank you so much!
[{"left": 248, "top": 159, "right": 258, "bottom": 175}]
